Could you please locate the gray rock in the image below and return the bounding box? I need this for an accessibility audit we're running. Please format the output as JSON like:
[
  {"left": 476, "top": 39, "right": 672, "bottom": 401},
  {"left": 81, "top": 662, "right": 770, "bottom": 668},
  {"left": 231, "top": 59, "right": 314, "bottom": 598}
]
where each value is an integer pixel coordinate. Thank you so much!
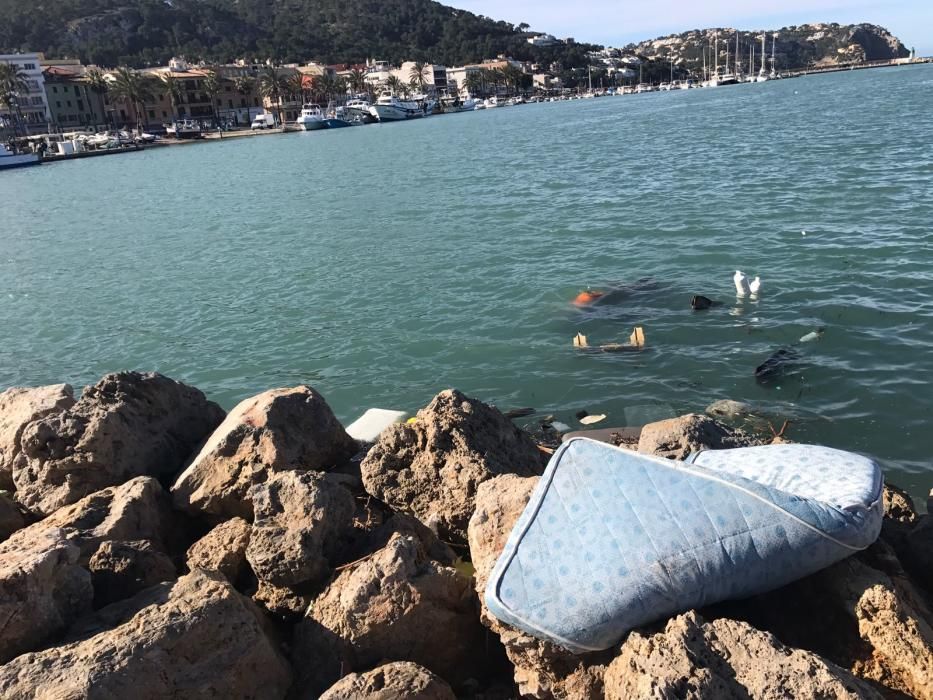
[
  {"left": 14, "top": 372, "right": 223, "bottom": 515},
  {"left": 0, "top": 569, "right": 293, "bottom": 699},
  {"left": 89, "top": 539, "right": 177, "bottom": 607},
  {"left": 319, "top": 662, "right": 456, "bottom": 700},
  {"left": 360, "top": 389, "right": 546, "bottom": 543},
  {"left": 637, "top": 413, "right": 763, "bottom": 460},
  {"left": 172, "top": 385, "right": 357, "bottom": 520},
  {"left": 246, "top": 470, "right": 355, "bottom": 588},
  {"left": 0, "top": 383, "right": 75, "bottom": 491},
  {"left": 0, "top": 527, "right": 92, "bottom": 663}
]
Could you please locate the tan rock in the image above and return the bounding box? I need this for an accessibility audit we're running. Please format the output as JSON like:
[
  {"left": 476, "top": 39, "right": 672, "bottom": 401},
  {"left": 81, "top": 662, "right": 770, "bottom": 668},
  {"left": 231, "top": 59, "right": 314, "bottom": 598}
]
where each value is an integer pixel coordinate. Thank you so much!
[
  {"left": 89, "top": 539, "right": 177, "bottom": 607},
  {"left": 0, "top": 569, "right": 293, "bottom": 699},
  {"left": 0, "top": 527, "right": 92, "bottom": 663},
  {"left": 186, "top": 516, "right": 252, "bottom": 582},
  {"left": 39, "top": 476, "right": 174, "bottom": 563},
  {"left": 0, "top": 490, "right": 24, "bottom": 542},
  {"left": 171, "top": 386, "right": 357, "bottom": 519},
  {"left": 820, "top": 557, "right": 933, "bottom": 699},
  {"left": 295, "top": 533, "right": 486, "bottom": 697},
  {"left": 882, "top": 482, "right": 917, "bottom": 523},
  {"left": 360, "top": 389, "right": 546, "bottom": 543},
  {"left": 468, "top": 474, "right": 608, "bottom": 699},
  {"left": 253, "top": 580, "right": 312, "bottom": 623},
  {"left": 604, "top": 612, "right": 879, "bottom": 699},
  {"left": 14, "top": 372, "right": 223, "bottom": 515},
  {"left": 0, "top": 383, "right": 75, "bottom": 490},
  {"left": 319, "top": 662, "right": 456, "bottom": 700},
  {"left": 637, "top": 413, "right": 763, "bottom": 460},
  {"left": 246, "top": 471, "right": 355, "bottom": 587}
]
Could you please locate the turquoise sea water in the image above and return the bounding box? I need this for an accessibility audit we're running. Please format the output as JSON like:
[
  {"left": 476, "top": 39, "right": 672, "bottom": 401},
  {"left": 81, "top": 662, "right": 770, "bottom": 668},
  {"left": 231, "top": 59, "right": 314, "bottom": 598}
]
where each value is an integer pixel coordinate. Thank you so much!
[{"left": 2, "top": 65, "right": 932, "bottom": 502}]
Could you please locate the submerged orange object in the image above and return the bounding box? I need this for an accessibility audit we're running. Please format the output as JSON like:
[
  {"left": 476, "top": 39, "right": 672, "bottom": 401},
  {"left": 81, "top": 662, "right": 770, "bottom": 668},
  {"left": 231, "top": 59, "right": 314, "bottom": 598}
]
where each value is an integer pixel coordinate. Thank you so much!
[{"left": 573, "top": 290, "right": 605, "bottom": 306}]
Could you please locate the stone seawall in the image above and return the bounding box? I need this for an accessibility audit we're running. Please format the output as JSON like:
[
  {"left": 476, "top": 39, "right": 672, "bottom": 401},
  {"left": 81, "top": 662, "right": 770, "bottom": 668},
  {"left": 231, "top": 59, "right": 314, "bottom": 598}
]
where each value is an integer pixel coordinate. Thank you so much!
[{"left": 0, "top": 371, "right": 930, "bottom": 699}]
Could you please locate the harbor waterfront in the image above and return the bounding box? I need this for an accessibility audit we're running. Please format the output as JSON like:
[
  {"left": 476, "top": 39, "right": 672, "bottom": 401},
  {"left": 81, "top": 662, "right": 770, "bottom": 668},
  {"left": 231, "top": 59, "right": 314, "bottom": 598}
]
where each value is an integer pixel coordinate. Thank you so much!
[{"left": 2, "top": 64, "right": 933, "bottom": 503}]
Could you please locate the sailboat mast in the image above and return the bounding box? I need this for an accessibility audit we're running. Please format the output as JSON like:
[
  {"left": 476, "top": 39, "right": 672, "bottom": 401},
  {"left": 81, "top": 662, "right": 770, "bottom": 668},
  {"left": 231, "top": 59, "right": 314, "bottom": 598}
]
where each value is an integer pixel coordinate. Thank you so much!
[
  {"left": 761, "top": 34, "right": 766, "bottom": 74},
  {"left": 714, "top": 32, "right": 719, "bottom": 77},
  {"left": 771, "top": 32, "right": 776, "bottom": 75},
  {"left": 735, "top": 31, "right": 739, "bottom": 76}
]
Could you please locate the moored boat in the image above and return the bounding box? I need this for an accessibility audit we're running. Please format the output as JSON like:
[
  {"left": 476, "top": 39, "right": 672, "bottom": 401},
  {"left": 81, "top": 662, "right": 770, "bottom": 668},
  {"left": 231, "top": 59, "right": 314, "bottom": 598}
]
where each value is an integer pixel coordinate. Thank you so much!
[
  {"left": 296, "top": 104, "right": 326, "bottom": 131},
  {"left": 0, "top": 142, "right": 39, "bottom": 170},
  {"left": 165, "top": 120, "right": 202, "bottom": 139},
  {"left": 369, "top": 93, "right": 424, "bottom": 122}
]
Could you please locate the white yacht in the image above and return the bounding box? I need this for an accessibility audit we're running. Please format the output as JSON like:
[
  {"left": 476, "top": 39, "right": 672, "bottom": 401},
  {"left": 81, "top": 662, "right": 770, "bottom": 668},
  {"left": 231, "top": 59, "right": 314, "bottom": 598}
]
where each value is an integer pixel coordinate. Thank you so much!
[
  {"left": 0, "top": 142, "right": 39, "bottom": 170},
  {"left": 296, "top": 104, "right": 326, "bottom": 131},
  {"left": 369, "top": 93, "right": 424, "bottom": 121},
  {"left": 483, "top": 97, "right": 501, "bottom": 109}
]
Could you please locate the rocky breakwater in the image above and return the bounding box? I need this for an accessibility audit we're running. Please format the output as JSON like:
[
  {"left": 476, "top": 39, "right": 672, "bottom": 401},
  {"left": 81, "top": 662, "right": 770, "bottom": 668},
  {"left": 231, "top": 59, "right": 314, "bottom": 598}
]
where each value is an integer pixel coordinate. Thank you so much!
[{"left": 0, "top": 373, "right": 929, "bottom": 698}]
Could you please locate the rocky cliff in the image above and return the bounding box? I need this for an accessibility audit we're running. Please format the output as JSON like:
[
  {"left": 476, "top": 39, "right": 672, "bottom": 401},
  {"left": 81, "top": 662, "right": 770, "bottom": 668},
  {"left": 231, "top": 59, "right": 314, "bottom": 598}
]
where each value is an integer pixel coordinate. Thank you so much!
[{"left": 627, "top": 23, "right": 909, "bottom": 74}]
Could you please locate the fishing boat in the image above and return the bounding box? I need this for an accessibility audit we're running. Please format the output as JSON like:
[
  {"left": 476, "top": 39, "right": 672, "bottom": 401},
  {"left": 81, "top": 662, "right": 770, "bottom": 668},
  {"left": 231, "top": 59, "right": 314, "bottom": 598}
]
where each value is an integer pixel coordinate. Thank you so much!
[
  {"left": 0, "top": 142, "right": 39, "bottom": 170},
  {"left": 296, "top": 104, "right": 326, "bottom": 131},
  {"left": 369, "top": 93, "right": 424, "bottom": 121}
]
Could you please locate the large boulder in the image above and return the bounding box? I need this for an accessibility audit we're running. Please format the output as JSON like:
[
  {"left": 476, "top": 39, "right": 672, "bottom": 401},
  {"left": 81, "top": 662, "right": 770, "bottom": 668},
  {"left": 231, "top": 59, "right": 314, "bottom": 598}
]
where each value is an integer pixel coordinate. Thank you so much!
[
  {"left": 818, "top": 556, "right": 933, "bottom": 699},
  {"left": 360, "top": 389, "right": 546, "bottom": 543},
  {"left": 319, "top": 662, "right": 456, "bottom": 700},
  {"left": 13, "top": 372, "right": 224, "bottom": 515},
  {"left": 246, "top": 471, "right": 355, "bottom": 588},
  {"left": 89, "top": 539, "right": 177, "bottom": 608},
  {"left": 603, "top": 612, "right": 879, "bottom": 699},
  {"left": 637, "top": 413, "right": 763, "bottom": 460},
  {"left": 186, "top": 516, "right": 252, "bottom": 582},
  {"left": 0, "top": 383, "right": 75, "bottom": 491},
  {"left": 0, "top": 491, "right": 24, "bottom": 542},
  {"left": 38, "top": 476, "right": 175, "bottom": 563},
  {"left": 0, "top": 527, "right": 92, "bottom": 663},
  {"left": 294, "top": 533, "right": 486, "bottom": 697},
  {"left": 468, "top": 474, "right": 609, "bottom": 699},
  {"left": 171, "top": 386, "right": 357, "bottom": 520},
  {"left": 0, "top": 569, "right": 293, "bottom": 699}
]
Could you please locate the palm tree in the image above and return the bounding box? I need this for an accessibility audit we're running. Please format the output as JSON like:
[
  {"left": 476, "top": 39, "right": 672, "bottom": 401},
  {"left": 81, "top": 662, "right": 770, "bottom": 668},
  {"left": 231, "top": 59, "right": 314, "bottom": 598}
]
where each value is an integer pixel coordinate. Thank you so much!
[
  {"left": 503, "top": 65, "right": 525, "bottom": 95},
  {"left": 203, "top": 69, "right": 222, "bottom": 126},
  {"left": 463, "top": 71, "right": 484, "bottom": 98},
  {"left": 109, "top": 66, "right": 156, "bottom": 133},
  {"left": 85, "top": 67, "right": 109, "bottom": 128},
  {"left": 161, "top": 73, "right": 183, "bottom": 122},
  {"left": 0, "top": 61, "right": 29, "bottom": 136},
  {"left": 258, "top": 66, "right": 286, "bottom": 125},
  {"left": 233, "top": 75, "right": 255, "bottom": 125},
  {"left": 384, "top": 75, "right": 403, "bottom": 96},
  {"left": 409, "top": 61, "right": 428, "bottom": 94},
  {"left": 286, "top": 72, "right": 305, "bottom": 104},
  {"left": 347, "top": 68, "right": 367, "bottom": 95}
]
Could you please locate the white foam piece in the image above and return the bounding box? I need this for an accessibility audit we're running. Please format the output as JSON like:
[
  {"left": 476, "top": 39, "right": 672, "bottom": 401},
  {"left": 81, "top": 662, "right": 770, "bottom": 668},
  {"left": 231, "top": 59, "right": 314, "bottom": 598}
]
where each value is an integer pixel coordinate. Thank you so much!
[{"left": 346, "top": 408, "right": 409, "bottom": 442}]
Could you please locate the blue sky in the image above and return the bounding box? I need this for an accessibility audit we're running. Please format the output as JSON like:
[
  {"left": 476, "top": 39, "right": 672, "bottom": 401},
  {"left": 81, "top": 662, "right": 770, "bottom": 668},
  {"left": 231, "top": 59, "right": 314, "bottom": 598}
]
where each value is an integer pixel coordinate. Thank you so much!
[{"left": 452, "top": 0, "right": 933, "bottom": 56}]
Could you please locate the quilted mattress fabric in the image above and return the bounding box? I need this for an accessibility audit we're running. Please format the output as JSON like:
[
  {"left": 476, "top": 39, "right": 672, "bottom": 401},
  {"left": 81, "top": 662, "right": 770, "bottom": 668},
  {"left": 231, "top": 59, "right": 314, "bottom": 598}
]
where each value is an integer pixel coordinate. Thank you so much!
[{"left": 483, "top": 438, "right": 883, "bottom": 653}]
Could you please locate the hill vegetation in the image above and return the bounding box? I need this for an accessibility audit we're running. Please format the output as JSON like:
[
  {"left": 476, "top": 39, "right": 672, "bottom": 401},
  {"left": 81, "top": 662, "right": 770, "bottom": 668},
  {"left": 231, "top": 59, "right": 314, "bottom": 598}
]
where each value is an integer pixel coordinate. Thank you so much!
[{"left": 0, "top": 0, "right": 593, "bottom": 68}]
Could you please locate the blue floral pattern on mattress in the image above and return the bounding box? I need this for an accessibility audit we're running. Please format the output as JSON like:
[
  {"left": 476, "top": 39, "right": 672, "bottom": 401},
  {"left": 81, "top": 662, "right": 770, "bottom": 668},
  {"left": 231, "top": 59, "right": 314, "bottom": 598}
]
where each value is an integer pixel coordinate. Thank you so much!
[{"left": 484, "top": 438, "right": 883, "bottom": 652}]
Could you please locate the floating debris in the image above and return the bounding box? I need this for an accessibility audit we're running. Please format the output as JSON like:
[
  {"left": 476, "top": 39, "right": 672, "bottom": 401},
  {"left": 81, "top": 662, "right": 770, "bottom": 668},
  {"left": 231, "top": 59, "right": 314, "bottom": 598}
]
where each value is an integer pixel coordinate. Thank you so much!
[
  {"left": 573, "top": 327, "right": 645, "bottom": 353},
  {"left": 504, "top": 407, "right": 536, "bottom": 419},
  {"left": 579, "top": 414, "right": 607, "bottom": 425},
  {"left": 755, "top": 347, "right": 801, "bottom": 386},
  {"left": 799, "top": 327, "right": 826, "bottom": 343},
  {"left": 691, "top": 295, "right": 713, "bottom": 310}
]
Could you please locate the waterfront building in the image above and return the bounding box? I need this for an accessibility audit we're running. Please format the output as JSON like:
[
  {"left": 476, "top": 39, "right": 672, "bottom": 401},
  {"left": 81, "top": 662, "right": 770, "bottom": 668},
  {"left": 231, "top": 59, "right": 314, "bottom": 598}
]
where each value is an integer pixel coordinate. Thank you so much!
[
  {"left": 397, "top": 62, "right": 449, "bottom": 95},
  {"left": 42, "top": 65, "right": 107, "bottom": 130},
  {"left": 527, "top": 34, "right": 560, "bottom": 47},
  {"left": 0, "top": 52, "right": 51, "bottom": 134}
]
